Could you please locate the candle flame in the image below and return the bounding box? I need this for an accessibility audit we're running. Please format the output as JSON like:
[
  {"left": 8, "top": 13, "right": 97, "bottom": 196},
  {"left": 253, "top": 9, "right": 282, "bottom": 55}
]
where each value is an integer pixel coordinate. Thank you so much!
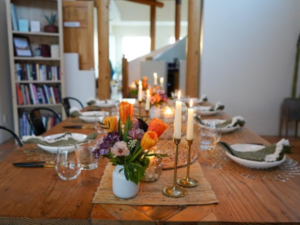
[
  {"left": 147, "top": 89, "right": 150, "bottom": 96},
  {"left": 178, "top": 91, "right": 181, "bottom": 100},
  {"left": 160, "top": 77, "right": 164, "bottom": 83},
  {"left": 153, "top": 73, "right": 157, "bottom": 77},
  {"left": 139, "top": 80, "right": 142, "bottom": 86},
  {"left": 165, "top": 107, "right": 172, "bottom": 114},
  {"left": 190, "top": 99, "right": 193, "bottom": 107}
]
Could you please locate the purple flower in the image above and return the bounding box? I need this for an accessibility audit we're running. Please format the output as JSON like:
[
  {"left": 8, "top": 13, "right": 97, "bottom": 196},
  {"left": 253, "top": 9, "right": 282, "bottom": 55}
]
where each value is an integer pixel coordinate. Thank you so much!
[
  {"left": 93, "top": 131, "right": 120, "bottom": 158},
  {"left": 111, "top": 141, "right": 130, "bottom": 156},
  {"left": 129, "top": 127, "right": 145, "bottom": 140}
]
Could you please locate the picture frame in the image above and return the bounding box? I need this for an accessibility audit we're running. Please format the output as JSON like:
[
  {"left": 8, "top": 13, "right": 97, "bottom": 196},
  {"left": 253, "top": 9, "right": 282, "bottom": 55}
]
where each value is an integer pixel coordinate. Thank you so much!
[{"left": 13, "top": 36, "right": 32, "bottom": 57}]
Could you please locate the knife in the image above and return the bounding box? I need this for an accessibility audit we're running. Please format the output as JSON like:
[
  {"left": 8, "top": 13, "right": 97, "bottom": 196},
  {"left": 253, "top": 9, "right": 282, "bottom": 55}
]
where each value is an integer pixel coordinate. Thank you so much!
[
  {"left": 63, "top": 125, "right": 94, "bottom": 129},
  {"left": 13, "top": 161, "right": 55, "bottom": 168}
]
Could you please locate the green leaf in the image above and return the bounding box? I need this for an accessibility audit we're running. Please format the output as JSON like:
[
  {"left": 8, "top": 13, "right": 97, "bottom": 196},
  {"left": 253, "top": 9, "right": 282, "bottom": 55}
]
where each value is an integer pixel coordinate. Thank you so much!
[{"left": 118, "top": 119, "right": 123, "bottom": 140}]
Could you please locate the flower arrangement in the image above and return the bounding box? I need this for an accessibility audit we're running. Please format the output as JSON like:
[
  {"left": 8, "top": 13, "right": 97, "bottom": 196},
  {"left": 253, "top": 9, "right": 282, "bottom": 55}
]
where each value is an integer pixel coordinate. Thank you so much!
[
  {"left": 93, "top": 101, "right": 168, "bottom": 184},
  {"left": 149, "top": 86, "right": 168, "bottom": 107}
]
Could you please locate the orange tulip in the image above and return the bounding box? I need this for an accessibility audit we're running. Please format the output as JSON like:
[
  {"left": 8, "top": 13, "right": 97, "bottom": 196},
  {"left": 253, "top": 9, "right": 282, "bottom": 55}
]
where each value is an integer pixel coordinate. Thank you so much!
[
  {"left": 119, "top": 101, "right": 133, "bottom": 125},
  {"left": 141, "top": 131, "right": 158, "bottom": 150},
  {"left": 102, "top": 116, "right": 118, "bottom": 132},
  {"left": 147, "top": 118, "right": 167, "bottom": 137}
]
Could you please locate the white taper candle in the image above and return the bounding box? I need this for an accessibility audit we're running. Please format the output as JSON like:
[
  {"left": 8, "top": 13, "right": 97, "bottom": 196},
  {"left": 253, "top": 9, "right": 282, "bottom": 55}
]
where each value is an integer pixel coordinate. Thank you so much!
[
  {"left": 145, "top": 89, "right": 150, "bottom": 110},
  {"left": 186, "top": 100, "right": 194, "bottom": 140},
  {"left": 173, "top": 91, "right": 182, "bottom": 139}
]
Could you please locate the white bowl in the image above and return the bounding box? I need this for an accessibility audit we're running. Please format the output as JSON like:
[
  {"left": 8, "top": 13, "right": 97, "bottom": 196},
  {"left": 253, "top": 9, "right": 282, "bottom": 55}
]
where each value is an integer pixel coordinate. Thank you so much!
[
  {"left": 194, "top": 106, "right": 218, "bottom": 116},
  {"left": 37, "top": 133, "right": 87, "bottom": 154},
  {"left": 200, "top": 119, "right": 239, "bottom": 134},
  {"left": 79, "top": 111, "right": 109, "bottom": 123},
  {"left": 225, "top": 144, "right": 286, "bottom": 169}
]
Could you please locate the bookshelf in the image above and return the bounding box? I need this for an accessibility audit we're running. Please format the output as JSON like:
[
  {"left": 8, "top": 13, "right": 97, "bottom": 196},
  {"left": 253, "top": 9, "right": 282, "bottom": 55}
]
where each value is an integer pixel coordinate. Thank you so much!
[{"left": 6, "top": 0, "right": 65, "bottom": 137}]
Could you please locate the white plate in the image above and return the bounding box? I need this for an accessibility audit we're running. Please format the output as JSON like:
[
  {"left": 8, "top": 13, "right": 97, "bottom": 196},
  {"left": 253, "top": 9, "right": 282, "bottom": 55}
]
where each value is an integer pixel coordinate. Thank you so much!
[
  {"left": 194, "top": 106, "right": 218, "bottom": 116},
  {"left": 79, "top": 111, "right": 109, "bottom": 123},
  {"left": 225, "top": 144, "right": 286, "bottom": 169},
  {"left": 200, "top": 119, "right": 239, "bottom": 134},
  {"left": 37, "top": 133, "right": 87, "bottom": 154}
]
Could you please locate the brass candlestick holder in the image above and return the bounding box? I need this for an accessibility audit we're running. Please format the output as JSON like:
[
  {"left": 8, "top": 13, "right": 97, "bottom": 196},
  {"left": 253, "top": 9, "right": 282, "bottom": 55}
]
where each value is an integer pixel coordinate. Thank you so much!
[
  {"left": 177, "top": 139, "right": 198, "bottom": 187},
  {"left": 138, "top": 100, "right": 142, "bottom": 116},
  {"left": 145, "top": 109, "right": 149, "bottom": 118},
  {"left": 163, "top": 138, "right": 186, "bottom": 198}
]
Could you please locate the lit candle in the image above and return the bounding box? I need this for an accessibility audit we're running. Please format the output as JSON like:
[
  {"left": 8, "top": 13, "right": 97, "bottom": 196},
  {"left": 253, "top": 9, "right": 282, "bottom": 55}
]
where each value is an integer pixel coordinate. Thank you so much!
[
  {"left": 173, "top": 91, "right": 182, "bottom": 139},
  {"left": 138, "top": 80, "right": 142, "bottom": 101},
  {"left": 145, "top": 89, "right": 150, "bottom": 110},
  {"left": 186, "top": 100, "right": 194, "bottom": 140},
  {"left": 163, "top": 106, "right": 174, "bottom": 120},
  {"left": 153, "top": 73, "right": 158, "bottom": 86},
  {"left": 160, "top": 77, "right": 164, "bottom": 87}
]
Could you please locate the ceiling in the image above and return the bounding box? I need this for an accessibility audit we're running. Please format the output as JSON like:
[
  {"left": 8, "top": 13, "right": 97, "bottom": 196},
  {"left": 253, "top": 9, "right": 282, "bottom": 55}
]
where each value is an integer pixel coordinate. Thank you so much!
[{"left": 110, "top": 0, "right": 188, "bottom": 24}]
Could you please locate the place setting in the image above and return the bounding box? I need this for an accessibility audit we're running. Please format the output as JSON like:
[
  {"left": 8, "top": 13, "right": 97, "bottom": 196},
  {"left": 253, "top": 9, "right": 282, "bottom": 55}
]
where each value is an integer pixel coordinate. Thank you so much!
[{"left": 194, "top": 101, "right": 225, "bottom": 116}]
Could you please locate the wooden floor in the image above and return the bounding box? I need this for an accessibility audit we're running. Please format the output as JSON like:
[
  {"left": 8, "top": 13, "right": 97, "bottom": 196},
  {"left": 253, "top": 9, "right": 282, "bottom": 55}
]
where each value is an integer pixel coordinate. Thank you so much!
[{"left": 1, "top": 136, "right": 300, "bottom": 156}]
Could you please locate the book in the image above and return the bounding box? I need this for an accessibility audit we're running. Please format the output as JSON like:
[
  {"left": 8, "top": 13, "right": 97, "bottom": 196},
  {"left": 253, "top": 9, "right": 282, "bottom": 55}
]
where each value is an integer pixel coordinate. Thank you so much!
[
  {"left": 52, "top": 86, "right": 60, "bottom": 103},
  {"left": 43, "top": 84, "right": 50, "bottom": 104},
  {"left": 37, "top": 87, "right": 46, "bottom": 104},
  {"left": 16, "top": 83, "right": 23, "bottom": 105},
  {"left": 22, "top": 112, "right": 27, "bottom": 136},
  {"left": 36, "top": 63, "right": 40, "bottom": 80},
  {"left": 29, "top": 83, "right": 36, "bottom": 105},
  {"left": 18, "top": 19, "right": 29, "bottom": 32},
  {"left": 36, "top": 87, "right": 43, "bottom": 104},
  {"left": 15, "top": 63, "right": 21, "bottom": 81},
  {"left": 24, "top": 85, "right": 31, "bottom": 104},
  {"left": 10, "top": 3, "right": 19, "bottom": 31},
  {"left": 20, "top": 84, "right": 26, "bottom": 105},
  {"left": 19, "top": 116, "right": 23, "bottom": 137},
  {"left": 32, "top": 63, "right": 36, "bottom": 80},
  {"left": 49, "top": 86, "right": 56, "bottom": 104}
]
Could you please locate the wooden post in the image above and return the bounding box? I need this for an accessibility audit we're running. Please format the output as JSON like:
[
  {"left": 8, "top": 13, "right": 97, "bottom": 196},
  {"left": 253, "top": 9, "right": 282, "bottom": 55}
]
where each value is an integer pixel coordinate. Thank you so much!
[
  {"left": 175, "top": 0, "right": 181, "bottom": 41},
  {"left": 150, "top": 5, "right": 156, "bottom": 51},
  {"left": 185, "top": 0, "right": 203, "bottom": 97},
  {"left": 95, "top": 0, "right": 110, "bottom": 100},
  {"left": 122, "top": 55, "right": 129, "bottom": 98}
]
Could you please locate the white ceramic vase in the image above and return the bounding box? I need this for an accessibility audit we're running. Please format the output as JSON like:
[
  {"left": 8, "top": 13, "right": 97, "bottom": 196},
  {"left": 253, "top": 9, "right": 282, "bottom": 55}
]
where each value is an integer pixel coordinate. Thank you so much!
[
  {"left": 149, "top": 106, "right": 161, "bottom": 119},
  {"left": 112, "top": 165, "right": 139, "bottom": 199}
]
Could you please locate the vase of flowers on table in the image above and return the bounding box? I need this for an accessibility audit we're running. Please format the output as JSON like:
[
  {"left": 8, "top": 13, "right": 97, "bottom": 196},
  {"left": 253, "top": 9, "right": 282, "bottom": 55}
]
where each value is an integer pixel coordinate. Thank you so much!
[
  {"left": 93, "top": 101, "right": 167, "bottom": 199},
  {"left": 149, "top": 86, "right": 168, "bottom": 119}
]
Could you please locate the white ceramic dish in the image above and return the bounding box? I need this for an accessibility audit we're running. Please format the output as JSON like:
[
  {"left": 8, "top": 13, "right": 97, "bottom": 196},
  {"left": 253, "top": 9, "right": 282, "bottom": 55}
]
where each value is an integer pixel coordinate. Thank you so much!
[
  {"left": 200, "top": 119, "right": 239, "bottom": 134},
  {"left": 194, "top": 106, "right": 218, "bottom": 116},
  {"left": 95, "top": 100, "right": 116, "bottom": 108},
  {"left": 225, "top": 144, "right": 286, "bottom": 169},
  {"left": 37, "top": 133, "right": 87, "bottom": 154},
  {"left": 79, "top": 111, "right": 109, "bottom": 123}
]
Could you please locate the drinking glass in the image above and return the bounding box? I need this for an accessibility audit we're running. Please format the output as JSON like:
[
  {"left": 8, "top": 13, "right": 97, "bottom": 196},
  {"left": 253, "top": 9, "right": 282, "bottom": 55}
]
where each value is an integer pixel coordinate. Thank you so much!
[
  {"left": 94, "top": 112, "right": 109, "bottom": 134},
  {"left": 77, "top": 140, "right": 98, "bottom": 170},
  {"left": 55, "top": 144, "right": 81, "bottom": 181},
  {"left": 199, "top": 122, "right": 222, "bottom": 150}
]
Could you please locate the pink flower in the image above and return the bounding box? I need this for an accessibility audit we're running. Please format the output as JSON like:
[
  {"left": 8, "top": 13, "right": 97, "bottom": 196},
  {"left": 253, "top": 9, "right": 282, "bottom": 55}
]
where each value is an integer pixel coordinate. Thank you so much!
[
  {"left": 111, "top": 141, "right": 130, "bottom": 156},
  {"left": 129, "top": 128, "right": 145, "bottom": 140}
]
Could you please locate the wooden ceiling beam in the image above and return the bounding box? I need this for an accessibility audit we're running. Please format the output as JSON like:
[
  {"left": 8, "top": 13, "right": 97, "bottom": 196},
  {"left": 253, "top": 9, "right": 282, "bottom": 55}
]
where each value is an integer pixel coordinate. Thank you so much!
[{"left": 125, "top": 0, "right": 164, "bottom": 8}]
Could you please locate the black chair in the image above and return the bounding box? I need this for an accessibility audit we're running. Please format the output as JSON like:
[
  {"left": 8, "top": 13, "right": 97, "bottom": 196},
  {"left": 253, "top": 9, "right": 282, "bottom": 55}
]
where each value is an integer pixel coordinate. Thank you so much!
[
  {"left": 27, "top": 107, "right": 61, "bottom": 136},
  {"left": 62, "top": 97, "right": 84, "bottom": 117},
  {"left": 0, "top": 126, "right": 23, "bottom": 147}
]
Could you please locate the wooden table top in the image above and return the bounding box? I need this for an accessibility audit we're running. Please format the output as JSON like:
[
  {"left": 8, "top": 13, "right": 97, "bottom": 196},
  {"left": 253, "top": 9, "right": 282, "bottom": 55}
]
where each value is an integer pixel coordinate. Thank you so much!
[{"left": 0, "top": 108, "right": 300, "bottom": 225}]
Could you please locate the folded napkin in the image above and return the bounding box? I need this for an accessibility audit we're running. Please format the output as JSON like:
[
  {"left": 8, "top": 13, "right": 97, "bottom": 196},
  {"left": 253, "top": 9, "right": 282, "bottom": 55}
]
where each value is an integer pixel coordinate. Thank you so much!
[
  {"left": 70, "top": 107, "right": 83, "bottom": 117},
  {"left": 210, "top": 102, "right": 225, "bottom": 111},
  {"left": 197, "top": 94, "right": 208, "bottom": 104},
  {"left": 86, "top": 98, "right": 116, "bottom": 108},
  {"left": 22, "top": 132, "right": 97, "bottom": 146},
  {"left": 194, "top": 116, "right": 245, "bottom": 128},
  {"left": 218, "top": 139, "right": 292, "bottom": 162}
]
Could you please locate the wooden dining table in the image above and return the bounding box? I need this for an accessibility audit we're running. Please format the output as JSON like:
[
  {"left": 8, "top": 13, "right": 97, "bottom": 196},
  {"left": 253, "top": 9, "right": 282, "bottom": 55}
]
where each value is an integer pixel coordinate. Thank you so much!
[{"left": 0, "top": 105, "right": 300, "bottom": 225}]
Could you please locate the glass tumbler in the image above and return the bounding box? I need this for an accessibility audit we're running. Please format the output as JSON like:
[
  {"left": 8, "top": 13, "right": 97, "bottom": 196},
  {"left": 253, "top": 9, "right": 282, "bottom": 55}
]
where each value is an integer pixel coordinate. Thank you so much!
[
  {"left": 199, "top": 122, "right": 222, "bottom": 151},
  {"left": 77, "top": 141, "right": 98, "bottom": 170},
  {"left": 94, "top": 112, "right": 110, "bottom": 134},
  {"left": 55, "top": 144, "right": 81, "bottom": 181}
]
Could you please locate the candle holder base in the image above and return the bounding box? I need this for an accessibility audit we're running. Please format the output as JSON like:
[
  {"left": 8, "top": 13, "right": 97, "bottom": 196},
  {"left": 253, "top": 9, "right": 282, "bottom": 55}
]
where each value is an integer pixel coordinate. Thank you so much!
[
  {"left": 163, "top": 185, "right": 186, "bottom": 198},
  {"left": 177, "top": 177, "right": 198, "bottom": 187}
]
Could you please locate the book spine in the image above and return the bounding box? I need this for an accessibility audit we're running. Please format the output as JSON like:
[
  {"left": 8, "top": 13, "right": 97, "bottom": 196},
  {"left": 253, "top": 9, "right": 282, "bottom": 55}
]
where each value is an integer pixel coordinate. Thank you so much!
[
  {"left": 22, "top": 112, "right": 27, "bottom": 136},
  {"left": 43, "top": 84, "right": 50, "bottom": 104},
  {"left": 10, "top": 3, "right": 19, "bottom": 31},
  {"left": 29, "top": 83, "right": 36, "bottom": 105},
  {"left": 16, "top": 83, "right": 23, "bottom": 105},
  {"left": 19, "top": 116, "right": 23, "bottom": 137},
  {"left": 32, "top": 63, "right": 36, "bottom": 80},
  {"left": 15, "top": 63, "right": 21, "bottom": 81},
  {"left": 49, "top": 86, "right": 56, "bottom": 104},
  {"left": 24, "top": 85, "right": 31, "bottom": 105},
  {"left": 36, "top": 63, "right": 40, "bottom": 80},
  {"left": 20, "top": 84, "right": 26, "bottom": 105}
]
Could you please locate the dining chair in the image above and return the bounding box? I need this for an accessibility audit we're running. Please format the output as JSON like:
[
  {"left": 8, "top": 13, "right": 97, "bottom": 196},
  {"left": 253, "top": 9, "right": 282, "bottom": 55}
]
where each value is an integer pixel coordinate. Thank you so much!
[
  {"left": 0, "top": 126, "right": 23, "bottom": 147},
  {"left": 27, "top": 107, "right": 61, "bottom": 136},
  {"left": 62, "top": 97, "right": 84, "bottom": 117}
]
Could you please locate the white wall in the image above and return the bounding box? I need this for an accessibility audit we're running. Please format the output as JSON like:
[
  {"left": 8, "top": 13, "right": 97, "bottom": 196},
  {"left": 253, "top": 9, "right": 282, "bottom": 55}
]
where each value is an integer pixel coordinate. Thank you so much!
[
  {"left": 0, "top": 0, "right": 14, "bottom": 144},
  {"left": 201, "top": 0, "right": 300, "bottom": 136}
]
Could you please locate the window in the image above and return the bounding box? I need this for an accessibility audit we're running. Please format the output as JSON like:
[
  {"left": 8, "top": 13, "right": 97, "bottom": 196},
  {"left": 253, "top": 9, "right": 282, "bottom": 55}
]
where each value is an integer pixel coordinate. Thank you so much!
[{"left": 122, "top": 36, "right": 150, "bottom": 61}]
